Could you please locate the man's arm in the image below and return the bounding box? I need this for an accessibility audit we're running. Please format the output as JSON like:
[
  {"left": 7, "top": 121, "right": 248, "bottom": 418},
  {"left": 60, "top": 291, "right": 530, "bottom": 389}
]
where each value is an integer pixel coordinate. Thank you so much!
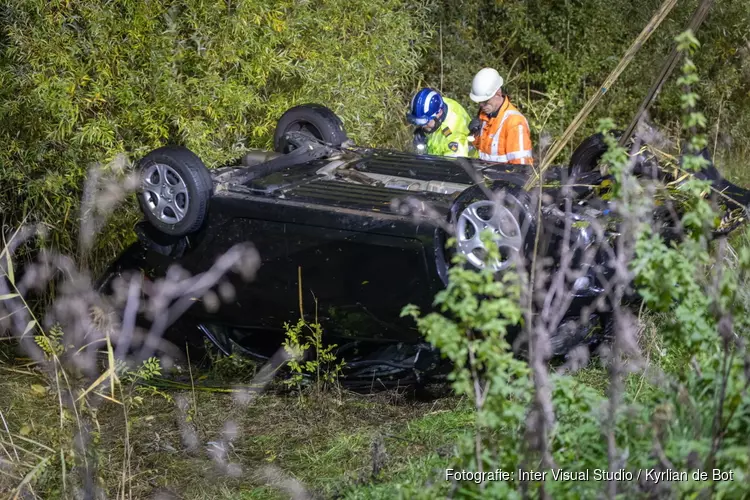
[
  {"left": 443, "top": 109, "right": 473, "bottom": 157},
  {"left": 503, "top": 115, "right": 533, "bottom": 165},
  {"left": 443, "top": 130, "right": 470, "bottom": 157},
  {"left": 413, "top": 128, "right": 427, "bottom": 153}
]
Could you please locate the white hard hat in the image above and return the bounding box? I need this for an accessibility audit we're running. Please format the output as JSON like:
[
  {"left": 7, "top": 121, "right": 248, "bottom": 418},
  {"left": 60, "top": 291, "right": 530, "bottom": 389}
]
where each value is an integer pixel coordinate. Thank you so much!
[{"left": 469, "top": 68, "right": 504, "bottom": 103}]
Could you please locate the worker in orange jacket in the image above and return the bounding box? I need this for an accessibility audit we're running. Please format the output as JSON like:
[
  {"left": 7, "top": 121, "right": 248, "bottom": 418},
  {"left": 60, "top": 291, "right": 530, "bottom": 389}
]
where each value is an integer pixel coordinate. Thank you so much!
[{"left": 468, "top": 68, "right": 534, "bottom": 165}]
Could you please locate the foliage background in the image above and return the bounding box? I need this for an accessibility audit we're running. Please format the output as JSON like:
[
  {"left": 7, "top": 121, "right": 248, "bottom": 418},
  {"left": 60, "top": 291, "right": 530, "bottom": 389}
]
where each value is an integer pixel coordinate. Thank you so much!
[
  {"left": 2, "top": 1, "right": 750, "bottom": 498},
  {"left": 422, "top": 0, "right": 750, "bottom": 151},
  {"left": 0, "top": 0, "right": 435, "bottom": 260}
]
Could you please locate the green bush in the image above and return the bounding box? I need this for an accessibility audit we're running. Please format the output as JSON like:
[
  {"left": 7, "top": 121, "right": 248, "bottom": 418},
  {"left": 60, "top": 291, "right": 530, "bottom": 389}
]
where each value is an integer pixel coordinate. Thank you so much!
[
  {"left": 420, "top": 0, "right": 750, "bottom": 158},
  {"left": 0, "top": 0, "right": 435, "bottom": 260},
  {"left": 398, "top": 31, "right": 750, "bottom": 498},
  {"left": 282, "top": 318, "right": 345, "bottom": 397}
]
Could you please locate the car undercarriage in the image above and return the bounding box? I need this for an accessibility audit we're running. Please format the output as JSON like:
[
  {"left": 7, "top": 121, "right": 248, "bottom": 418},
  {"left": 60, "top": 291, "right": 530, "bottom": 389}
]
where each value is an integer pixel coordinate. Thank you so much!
[{"left": 97, "top": 104, "right": 750, "bottom": 388}]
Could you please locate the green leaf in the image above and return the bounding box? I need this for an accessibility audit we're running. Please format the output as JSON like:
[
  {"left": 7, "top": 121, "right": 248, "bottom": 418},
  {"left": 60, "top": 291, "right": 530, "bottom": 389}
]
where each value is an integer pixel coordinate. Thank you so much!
[
  {"left": 30, "top": 384, "right": 46, "bottom": 395},
  {"left": 22, "top": 320, "right": 37, "bottom": 337}
]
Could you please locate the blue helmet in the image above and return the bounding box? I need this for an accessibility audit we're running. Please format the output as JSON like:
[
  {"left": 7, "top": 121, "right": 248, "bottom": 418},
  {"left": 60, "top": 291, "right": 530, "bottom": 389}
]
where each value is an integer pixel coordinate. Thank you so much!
[{"left": 407, "top": 88, "right": 445, "bottom": 126}]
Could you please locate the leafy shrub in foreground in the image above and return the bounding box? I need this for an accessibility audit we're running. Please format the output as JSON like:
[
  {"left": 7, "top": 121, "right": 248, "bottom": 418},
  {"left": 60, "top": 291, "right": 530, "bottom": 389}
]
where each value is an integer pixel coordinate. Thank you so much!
[
  {"left": 400, "top": 31, "right": 750, "bottom": 499},
  {"left": 283, "top": 318, "right": 344, "bottom": 398}
]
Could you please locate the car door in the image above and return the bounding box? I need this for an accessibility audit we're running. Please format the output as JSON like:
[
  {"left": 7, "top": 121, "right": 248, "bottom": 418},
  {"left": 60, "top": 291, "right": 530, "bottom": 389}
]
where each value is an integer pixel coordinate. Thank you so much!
[
  {"left": 283, "top": 223, "right": 435, "bottom": 342},
  {"left": 172, "top": 186, "right": 441, "bottom": 343}
]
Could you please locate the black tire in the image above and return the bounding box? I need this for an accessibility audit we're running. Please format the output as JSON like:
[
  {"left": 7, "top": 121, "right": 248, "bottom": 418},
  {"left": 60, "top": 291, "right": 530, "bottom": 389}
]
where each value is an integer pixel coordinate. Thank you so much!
[
  {"left": 548, "top": 316, "right": 598, "bottom": 357},
  {"left": 443, "top": 183, "right": 537, "bottom": 272},
  {"left": 568, "top": 131, "right": 624, "bottom": 178},
  {"left": 137, "top": 146, "right": 213, "bottom": 237},
  {"left": 273, "top": 104, "right": 348, "bottom": 154},
  {"left": 569, "top": 131, "right": 666, "bottom": 181}
]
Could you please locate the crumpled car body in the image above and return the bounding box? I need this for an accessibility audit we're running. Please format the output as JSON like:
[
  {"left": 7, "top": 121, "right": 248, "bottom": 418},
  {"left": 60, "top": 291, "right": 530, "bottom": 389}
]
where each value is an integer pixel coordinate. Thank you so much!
[{"left": 99, "top": 110, "right": 750, "bottom": 387}]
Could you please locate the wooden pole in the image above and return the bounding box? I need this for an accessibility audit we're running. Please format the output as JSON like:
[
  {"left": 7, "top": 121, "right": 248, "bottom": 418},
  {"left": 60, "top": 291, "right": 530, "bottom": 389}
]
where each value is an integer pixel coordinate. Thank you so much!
[
  {"left": 524, "top": 0, "right": 678, "bottom": 190},
  {"left": 619, "top": 0, "right": 715, "bottom": 146}
]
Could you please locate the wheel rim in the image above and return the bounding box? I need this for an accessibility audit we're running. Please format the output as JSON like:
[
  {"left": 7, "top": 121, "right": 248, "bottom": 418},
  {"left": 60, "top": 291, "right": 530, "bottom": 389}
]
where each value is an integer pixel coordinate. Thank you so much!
[
  {"left": 141, "top": 163, "right": 189, "bottom": 224},
  {"left": 456, "top": 199, "right": 523, "bottom": 271}
]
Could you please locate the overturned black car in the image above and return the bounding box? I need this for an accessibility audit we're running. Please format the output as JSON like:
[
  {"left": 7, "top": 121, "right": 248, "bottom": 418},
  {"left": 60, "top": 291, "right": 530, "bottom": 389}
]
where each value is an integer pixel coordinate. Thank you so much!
[{"left": 99, "top": 104, "right": 750, "bottom": 387}]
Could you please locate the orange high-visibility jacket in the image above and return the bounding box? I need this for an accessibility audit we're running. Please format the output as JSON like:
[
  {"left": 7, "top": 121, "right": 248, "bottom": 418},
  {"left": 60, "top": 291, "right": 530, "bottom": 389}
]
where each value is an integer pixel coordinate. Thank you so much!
[{"left": 476, "top": 98, "right": 533, "bottom": 165}]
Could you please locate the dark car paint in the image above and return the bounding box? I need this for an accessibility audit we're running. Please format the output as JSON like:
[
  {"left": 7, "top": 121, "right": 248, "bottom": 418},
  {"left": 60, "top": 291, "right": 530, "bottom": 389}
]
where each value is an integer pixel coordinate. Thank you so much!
[
  {"left": 108, "top": 151, "right": 548, "bottom": 351},
  {"left": 106, "top": 146, "right": 750, "bottom": 362},
  {"left": 114, "top": 154, "right": 465, "bottom": 339}
]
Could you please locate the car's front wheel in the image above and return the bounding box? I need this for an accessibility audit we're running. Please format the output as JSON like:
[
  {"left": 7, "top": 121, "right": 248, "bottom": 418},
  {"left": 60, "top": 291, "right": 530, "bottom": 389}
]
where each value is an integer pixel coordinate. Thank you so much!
[
  {"left": 443, "top": 184, "right": 537, "bottom": 273},
  {"left": 569, "top": 131, "right": 664, "bottom": 180},
  {"left": 568, "top": 131, "right": 624, "bottom": 177}
]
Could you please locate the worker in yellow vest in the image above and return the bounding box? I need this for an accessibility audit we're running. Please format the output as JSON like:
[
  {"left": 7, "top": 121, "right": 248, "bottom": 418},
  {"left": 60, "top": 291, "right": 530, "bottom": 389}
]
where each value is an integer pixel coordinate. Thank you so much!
[{"left": 406, "top": 88, "right": 473, "bottom": 157}]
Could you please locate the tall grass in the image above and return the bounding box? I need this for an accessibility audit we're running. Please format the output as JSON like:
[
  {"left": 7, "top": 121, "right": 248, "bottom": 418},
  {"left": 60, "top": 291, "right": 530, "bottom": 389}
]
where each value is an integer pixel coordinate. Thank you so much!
[{"left": 0, "top": 157, "right": 317, "bottom": 498}]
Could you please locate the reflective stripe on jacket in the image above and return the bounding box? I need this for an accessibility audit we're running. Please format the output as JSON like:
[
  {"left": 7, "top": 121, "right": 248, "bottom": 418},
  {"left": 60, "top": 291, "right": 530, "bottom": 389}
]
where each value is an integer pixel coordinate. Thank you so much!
[
  {"left": 476, "top": 98, "right": 533, "bottom": 165},
  {"left": 426, "top": 97, "right": 472, "bottom": 157}
]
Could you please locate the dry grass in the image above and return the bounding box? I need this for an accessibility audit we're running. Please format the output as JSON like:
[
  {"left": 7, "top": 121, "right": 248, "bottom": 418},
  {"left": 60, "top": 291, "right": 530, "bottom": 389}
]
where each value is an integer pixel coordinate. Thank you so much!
[
  {"left": 0, "top": 321, "right": 688, "bottom": 500},
  {"left": 0, "top": 342, "right": 471, "bottom": 499}
]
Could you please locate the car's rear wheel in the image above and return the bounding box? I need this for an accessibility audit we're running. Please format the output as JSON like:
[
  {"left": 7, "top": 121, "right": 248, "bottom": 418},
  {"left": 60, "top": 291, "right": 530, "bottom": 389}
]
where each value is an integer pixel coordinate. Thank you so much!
[
  {"left": 137, "top": 146, "right": 213, "bottom": 237},
  {"left": 273, "top": 104, "right": 349, "bottom": 154}
]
